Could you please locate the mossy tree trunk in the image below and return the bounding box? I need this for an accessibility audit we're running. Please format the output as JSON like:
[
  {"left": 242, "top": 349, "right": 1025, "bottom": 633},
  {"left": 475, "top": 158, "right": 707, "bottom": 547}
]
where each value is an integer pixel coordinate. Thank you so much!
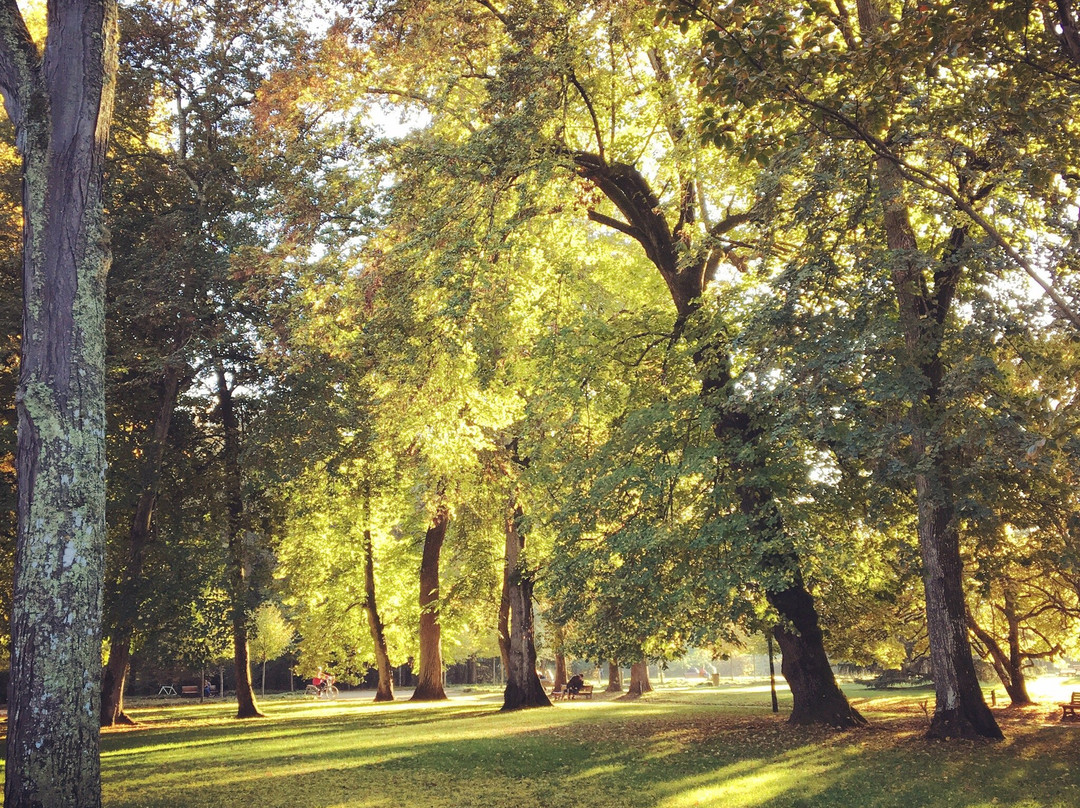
[
  {"left": 411, "top": 506, "right": 448, "bottom": 701},
  {"left": 0, "top": 2, "right": 118, "bottom": 806},
  {"left": 217, "top": 367, "right": 262, "bottom": 719}
]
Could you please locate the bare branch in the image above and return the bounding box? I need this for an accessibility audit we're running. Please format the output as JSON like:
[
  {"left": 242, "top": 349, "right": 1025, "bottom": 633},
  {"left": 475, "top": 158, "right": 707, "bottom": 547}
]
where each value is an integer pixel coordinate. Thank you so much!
[
  {"left": 474, "top": 0, "right": 510, "bottom": 29},
  {"left": 568, "top": 70, "right": 605, "bottom": 161}
]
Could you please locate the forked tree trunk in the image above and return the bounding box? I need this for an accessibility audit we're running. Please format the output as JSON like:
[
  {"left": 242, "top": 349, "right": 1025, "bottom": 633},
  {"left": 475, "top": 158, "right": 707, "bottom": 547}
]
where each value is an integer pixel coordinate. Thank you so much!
[
  {"left": 502, "top": 506, "right": 551, "bottom": 711},
  {"left": 101, "top": 365, "right": 182, "bottom": 727},
  {"left": 1, "top": 3, "right": 119, "bottom": 805},
  {"left": 218, "top": 368, "right": 262, "bottom": 719},
  {"left": 1000, "top": 589, "right": 1032, "bottom": 705},
  {"left": 606, "top": 661, "right": 623, "bottom": 693},
  {"left": 624, "top": 658, "right": 653, "bottom": 698},
  {"left": 969, "top": 603, "right": 1031, "bottom": 706},
  {"left": 412, "top": 507, "right": 449, "bottom": 701},
  {"left": 363, "top": 528, "right": 395, "bottom": 702}
]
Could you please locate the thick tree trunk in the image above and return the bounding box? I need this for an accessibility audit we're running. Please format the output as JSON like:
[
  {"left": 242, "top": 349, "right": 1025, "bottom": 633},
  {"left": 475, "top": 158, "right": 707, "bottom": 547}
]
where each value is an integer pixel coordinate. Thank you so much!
[
  {"left": 625, "top": 658, "right": 653, "bottom": 698},
  {"left": 218, "top": 368, "right": 263, "bottom": 719},
  {"left": 101, "top": 365, "right": 182, "bottom": 727},
  {"left": 918, "top": 476, "right": 1001, "bottom": 738},
  {"left": 877, "top": 162, "right": 1000, "bottom": 739},
  {"left": 770, "top": 580, "right": 865, "bottom": 726},
  {"left": 412, "top": 507, "right": 449, "bottom": 701},
  {"left": 1, "top": 3, "right": 119, "bottom": 806},
  {"left": 502, "top": 506, "right": 551, "bottom": 711},
  {"left": 363, "top": 528, "right": 395, "bottom": 702},
  {"left": 606, "top": 661, "right": 623, "bottom": 693}
]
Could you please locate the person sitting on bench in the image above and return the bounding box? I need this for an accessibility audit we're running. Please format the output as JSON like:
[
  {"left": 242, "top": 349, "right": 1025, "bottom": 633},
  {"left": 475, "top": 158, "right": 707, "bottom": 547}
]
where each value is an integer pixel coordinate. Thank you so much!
[{"left": 567, "top": 673, "right": 585, "bottom": 697}]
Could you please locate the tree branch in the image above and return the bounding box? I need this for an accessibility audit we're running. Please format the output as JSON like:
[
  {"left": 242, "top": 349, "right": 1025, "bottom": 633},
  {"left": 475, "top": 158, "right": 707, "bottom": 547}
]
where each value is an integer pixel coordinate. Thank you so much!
[
  {"left": 568, "top": 70, "right": 605, "bottom": 161},
  {"left": 587, "top": 208, "right": 641, "bottom": 239},
  {"left": 0, "top": 0, "right": 40, "bottom": 133}
]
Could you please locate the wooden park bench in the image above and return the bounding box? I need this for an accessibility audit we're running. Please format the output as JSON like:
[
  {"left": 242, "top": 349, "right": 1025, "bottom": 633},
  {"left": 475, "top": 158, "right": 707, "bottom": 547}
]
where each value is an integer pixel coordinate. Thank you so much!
[
  {"left": 570, "top": 684, "right": 594, "bottom": 700},
  {"left": 1060, "top": 692, "right": 1080, "bottom": 718},
  {"left": 550, "top": 684, "right": 566, "bottom": 700},
  {"left": 180, "top": 685, "right": 200, "bottom": 697}
]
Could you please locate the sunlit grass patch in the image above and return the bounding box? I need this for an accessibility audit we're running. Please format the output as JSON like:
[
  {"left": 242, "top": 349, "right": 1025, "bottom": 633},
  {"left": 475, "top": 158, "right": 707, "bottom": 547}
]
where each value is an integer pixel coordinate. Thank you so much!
[{"left": 22, "top": 680, "right": 1080, "bottom": 807}]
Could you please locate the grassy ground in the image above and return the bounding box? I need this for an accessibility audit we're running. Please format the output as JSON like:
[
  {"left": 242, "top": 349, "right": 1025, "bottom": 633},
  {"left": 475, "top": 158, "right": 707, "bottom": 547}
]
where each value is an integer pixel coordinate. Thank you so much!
[{"left": 26, "top": 678, "right": 1080, "bottom": 807}]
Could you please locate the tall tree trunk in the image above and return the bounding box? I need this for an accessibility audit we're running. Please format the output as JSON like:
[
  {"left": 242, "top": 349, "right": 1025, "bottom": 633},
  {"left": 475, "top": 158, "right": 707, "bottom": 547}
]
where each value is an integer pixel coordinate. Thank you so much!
[
  {"left": 854, "top": 0, "right": 1000, "bottom": 743},
  {"left": 606, "top": 661, "right": 623, "bottom": 693},
  {"left": 218, "top": 368, "right": 263, "bottom": 719},
  {"left": 502, "top": 506, "right": 551, "bottom": 711},
  {"left": 412, "top": 506, "right": 448, "bottom": 701},
  {"left": 101, "top": 365, "right": 182, "bottom": 727},
  {"left": 363, "top": 528, "right": 395, "bottom": 702},
  {"left": 573, "top": 151, "right": 860, "bottom": 728},
  {"left": 875, "top": 157, "right": 1000, "bottom": 739},
  {"left": 1, "top": 3, "right": 119, "bottom": 806},
  {"left": 625, "top": 658, "right": 653, "bottom": 698}
]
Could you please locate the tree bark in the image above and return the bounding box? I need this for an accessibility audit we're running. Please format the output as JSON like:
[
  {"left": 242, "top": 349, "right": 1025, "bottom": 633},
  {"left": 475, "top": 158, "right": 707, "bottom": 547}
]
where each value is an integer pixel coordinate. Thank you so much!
[
  {"left": 606, "top": 661, "right": 623, "bottom": 693},
  {"left": 625, "top": 658, "right": 653, "bottom": 698},
  {"left": 502, "top": 505, "right": 551, "bottom": 711},
  {"left": 101, "top": 364, "right": 182, "bottom": 726},
  {"left": 412, "top": 506, "right": 449, "bottom": 701},
  {"left": 218, "top": 367, "right": 263, "bottom": 719},
  {"left": 0, "top": 2, "right": 119, "bottom": 805},
  {"left": 363, "top": 528, "right": 395, "bottom": 702},
  {"left": 498, "top": 538, "right": 512, "bottom": 673},
  {"left": 770, "top": 578, "right": 864, "bottom": 726},
  {"left": 554, "top": 650, "right": 568, "bottom": 689}
]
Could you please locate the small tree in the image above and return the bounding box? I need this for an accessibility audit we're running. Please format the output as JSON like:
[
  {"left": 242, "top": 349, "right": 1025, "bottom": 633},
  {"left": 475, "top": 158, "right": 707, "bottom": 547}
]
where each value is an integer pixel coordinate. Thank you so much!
[{"left": 249, "top": 603, "right": 294, "bottom": 696}]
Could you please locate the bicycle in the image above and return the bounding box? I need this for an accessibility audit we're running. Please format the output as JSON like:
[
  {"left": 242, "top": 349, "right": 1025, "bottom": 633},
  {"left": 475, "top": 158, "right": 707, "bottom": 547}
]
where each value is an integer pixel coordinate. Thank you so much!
[{"left": 305, "top": 680, "right": 338, "bottom": 699}]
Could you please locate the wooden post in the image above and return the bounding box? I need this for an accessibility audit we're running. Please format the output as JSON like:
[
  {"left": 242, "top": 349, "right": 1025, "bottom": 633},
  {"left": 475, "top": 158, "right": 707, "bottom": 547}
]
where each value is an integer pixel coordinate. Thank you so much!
[{"left": 768, "top": 633, "right": 779, "bottom": 714}]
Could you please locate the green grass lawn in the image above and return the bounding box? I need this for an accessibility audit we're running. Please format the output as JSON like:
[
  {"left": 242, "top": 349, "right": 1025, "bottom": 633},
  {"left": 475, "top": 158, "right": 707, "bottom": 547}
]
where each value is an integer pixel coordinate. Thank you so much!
[{"left": 44, "top": 679, "right": 1080, "bottom": 806}]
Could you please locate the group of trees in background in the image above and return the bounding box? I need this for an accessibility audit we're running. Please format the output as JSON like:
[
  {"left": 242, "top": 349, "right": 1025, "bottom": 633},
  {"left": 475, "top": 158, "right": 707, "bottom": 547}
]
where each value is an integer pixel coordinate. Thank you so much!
[{"left": 3, "top": 0, "right": 1080, "bottom": 802}]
